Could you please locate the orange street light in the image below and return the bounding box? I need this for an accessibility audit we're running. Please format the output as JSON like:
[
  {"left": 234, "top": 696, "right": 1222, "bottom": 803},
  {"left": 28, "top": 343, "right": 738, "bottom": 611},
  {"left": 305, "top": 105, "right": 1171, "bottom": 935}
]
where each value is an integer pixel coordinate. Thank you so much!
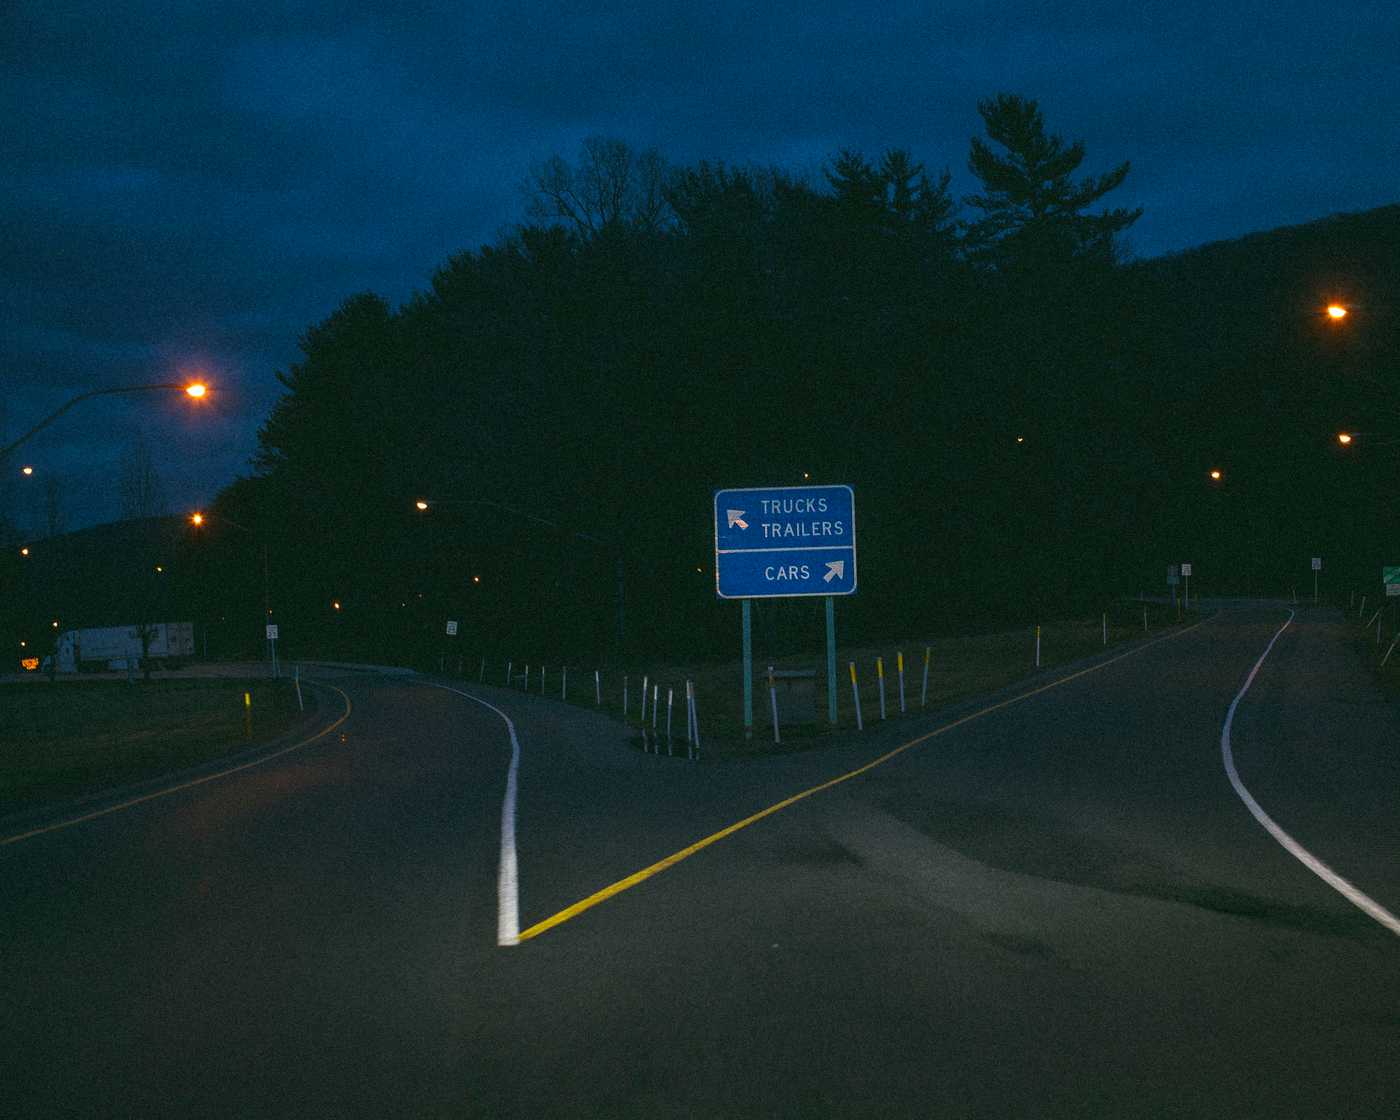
[
  {"left": 21, "top": 465, "right": 33, "bottom": 476},
  {"left": 1338, "top": 432, "right": 1353, "bottom": 445},
  {"left": 191, "top": 511, "right": 205, "bottom": 525},
  {"left": 1326, "top": 303, "right": 1348, "bottom": 321},
  {"left": 20, "top": 546, "right": 30, "bottom": 557},
  {"left": 1, "top": 381, "right": 210, "bottom": 459},
  {"left": 415, "top": 500, "right": 430, "bottom": 511},
  {"left": 1209, "top": 469, "right": 1223, "bottom": 481}
]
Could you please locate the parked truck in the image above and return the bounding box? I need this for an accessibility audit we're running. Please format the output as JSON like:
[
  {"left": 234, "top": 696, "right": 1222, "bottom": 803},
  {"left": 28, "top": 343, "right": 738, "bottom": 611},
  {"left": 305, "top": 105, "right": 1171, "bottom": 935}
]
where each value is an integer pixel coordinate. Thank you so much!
[{"left": 53, "top": 623, "right": 195, "bottom": 673}]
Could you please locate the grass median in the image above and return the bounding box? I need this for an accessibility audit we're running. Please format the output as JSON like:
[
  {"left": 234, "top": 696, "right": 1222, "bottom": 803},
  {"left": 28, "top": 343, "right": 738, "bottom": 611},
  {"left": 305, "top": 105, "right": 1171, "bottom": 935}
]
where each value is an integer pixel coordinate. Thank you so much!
[
  {"left": 495, "top": 600, "right": 1201, "bottom": 757},
  {"left": 0, "top": 678, "right": 309, "bottom": 815}
]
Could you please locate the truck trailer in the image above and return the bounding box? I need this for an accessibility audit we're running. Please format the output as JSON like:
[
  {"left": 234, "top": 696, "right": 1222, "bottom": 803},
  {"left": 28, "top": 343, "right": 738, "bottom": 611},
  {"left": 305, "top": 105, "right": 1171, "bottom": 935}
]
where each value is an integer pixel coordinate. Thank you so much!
[{"left": 54, "top": 623, "right": 195, "bottom": 673}]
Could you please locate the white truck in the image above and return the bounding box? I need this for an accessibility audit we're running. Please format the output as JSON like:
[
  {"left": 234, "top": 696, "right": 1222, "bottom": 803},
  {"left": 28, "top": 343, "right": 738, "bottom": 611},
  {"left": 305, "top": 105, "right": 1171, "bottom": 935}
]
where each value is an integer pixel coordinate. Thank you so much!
[{"left": 54, "top": 623, "right": 195, "bottom": 673}]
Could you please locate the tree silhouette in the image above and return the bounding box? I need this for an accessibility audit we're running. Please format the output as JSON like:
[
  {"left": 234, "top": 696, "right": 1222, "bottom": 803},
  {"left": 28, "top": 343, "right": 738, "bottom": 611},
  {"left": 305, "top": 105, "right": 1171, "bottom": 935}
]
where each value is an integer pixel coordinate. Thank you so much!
[{"left": 964, "top": 93, "right": 1140, "bottom": 273}]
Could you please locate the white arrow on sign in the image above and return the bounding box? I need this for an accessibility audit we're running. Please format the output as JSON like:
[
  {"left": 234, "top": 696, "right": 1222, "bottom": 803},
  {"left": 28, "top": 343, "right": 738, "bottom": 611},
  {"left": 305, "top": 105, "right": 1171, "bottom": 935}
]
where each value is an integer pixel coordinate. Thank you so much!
[
  {"left": 823, "top": 560, "right": 845, "bottom": 583},
  {"left": 726, "top": 509, "right": 749, "bottom": 530}
]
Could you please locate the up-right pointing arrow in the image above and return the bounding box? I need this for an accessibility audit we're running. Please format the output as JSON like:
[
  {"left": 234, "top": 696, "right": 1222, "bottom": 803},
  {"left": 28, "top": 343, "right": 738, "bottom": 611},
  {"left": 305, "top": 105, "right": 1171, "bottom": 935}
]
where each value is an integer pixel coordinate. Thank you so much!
[{"left": 823, "top": 559, "right": 845, "bottom": 583}]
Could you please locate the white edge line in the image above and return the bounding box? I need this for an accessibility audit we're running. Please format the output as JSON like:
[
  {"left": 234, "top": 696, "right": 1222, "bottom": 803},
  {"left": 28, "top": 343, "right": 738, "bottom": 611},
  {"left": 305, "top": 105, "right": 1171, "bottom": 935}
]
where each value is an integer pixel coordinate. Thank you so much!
[
  {"left": 423, "top": 683, "right": 521, "bottom": 947},
  {"left": 1220, "top": 609, "right": 1400, "bottom": 937},
  {"left": 1, "top": 682, "right": 352, "bottom": 848}
]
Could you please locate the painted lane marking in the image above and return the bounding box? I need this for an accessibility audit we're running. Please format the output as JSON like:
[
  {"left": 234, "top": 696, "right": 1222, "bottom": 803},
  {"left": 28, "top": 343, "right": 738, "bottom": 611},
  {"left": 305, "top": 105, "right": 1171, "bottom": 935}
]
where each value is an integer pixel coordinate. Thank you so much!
[
  {"left": 421, "top": 683, "right": 522, "bottom": 947},
  {"left": 2, "top": 683, "right": 353, "bottom": 848},
  {"left": 517, "top": 616, "right": 1211, "bottom": 942},
  {"left": 1220, "top": 610, "right": 1400, "bottom": 937}
]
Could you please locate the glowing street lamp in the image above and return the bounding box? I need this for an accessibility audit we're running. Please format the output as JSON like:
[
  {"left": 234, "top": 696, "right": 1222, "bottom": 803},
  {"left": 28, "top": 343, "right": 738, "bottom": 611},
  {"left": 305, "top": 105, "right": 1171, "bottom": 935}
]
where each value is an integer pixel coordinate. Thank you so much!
[
  {"left": 1337, "top": 432, "right": 1353, "bottom": 445},
  {"left": 1208, "top": 469, "right": 1223, "bottom": 482},
  {"left": 1326, "top": 303, "right": 1348, "bottom": 321},
  {"left": 0, "top": 380, "right": 210, "bottom": 460},
  {"left": 21, "top": 466, "right": 33, "bottom": 476}
]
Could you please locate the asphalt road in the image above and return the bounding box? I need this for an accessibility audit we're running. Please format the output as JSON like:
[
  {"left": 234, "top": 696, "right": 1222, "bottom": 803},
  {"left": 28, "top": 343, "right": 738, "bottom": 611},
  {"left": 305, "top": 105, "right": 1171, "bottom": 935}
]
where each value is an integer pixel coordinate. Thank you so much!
[{"left": 3, "top": 605, "right": 1397, "bottom": 1118}]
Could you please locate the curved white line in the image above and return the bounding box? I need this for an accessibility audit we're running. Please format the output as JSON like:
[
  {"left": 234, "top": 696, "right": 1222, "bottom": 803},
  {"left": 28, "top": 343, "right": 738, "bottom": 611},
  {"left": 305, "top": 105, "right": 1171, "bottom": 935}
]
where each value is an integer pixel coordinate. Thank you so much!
[
  {"left": 423, "top": 683, "right": 521, "bottom": 947},
  {"left": 1, "top": 683, "right": 352, "bottom": 847},
  {"left": 1220, "top": 610, "right": 1400, "bottom": 937}
]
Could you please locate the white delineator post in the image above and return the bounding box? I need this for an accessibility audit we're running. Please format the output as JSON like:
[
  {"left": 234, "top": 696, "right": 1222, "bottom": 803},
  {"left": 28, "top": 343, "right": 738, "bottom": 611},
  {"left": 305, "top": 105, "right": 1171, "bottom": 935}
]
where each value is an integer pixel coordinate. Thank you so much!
[
  {"left": 876, "top": 657, "right": 887, "bottom": 720},
  {"left": 920, "top": 646, "right": 930, "bottom": 708},
  {"left": 897, "top": 651, "right": 906, "bottom": 714}
]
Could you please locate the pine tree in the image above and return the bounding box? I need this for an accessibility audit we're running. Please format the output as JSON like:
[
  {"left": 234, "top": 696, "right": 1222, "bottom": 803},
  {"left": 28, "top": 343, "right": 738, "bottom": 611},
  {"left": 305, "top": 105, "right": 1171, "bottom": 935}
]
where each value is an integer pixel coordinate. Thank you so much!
[{"left": 964, "top": 94, "right": 1141, "bottom": 273}]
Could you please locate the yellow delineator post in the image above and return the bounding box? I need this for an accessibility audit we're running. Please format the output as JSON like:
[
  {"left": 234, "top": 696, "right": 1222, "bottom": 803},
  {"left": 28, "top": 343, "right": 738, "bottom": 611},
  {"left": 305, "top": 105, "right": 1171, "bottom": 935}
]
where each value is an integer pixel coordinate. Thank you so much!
[
  {"left": 897, "top": 651, "right": 906, "bottom": 713},
  {"left": 243, "top": 690, "right": 252, "bottom": 739},
  {"left": 848, "top": 661, "right": 863, "bottom": 730},
  {"left": 876, "top": 656, "right": 887, "bottom": 720}
]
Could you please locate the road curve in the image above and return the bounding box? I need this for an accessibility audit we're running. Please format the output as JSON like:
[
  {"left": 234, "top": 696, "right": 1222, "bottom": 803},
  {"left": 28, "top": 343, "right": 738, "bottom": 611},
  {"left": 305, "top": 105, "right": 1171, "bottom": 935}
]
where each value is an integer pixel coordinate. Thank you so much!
[{"left": 3, "top": 608, "right": 1397, "bottom": 1118}]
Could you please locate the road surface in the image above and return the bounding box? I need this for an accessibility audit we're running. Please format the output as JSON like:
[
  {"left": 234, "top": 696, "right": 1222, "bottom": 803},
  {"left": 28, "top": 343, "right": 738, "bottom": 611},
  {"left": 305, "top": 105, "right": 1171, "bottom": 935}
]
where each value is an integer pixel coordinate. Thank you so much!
[{"left": 3, "top": 605, "right": 1397, "bottom": 1118}]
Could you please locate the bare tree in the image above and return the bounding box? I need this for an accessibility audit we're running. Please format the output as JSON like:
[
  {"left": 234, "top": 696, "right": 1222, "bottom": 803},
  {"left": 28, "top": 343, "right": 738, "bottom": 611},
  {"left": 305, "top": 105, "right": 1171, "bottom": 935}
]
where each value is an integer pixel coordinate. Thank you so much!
[
  {"left": 118, "top": 432, "right": 167, "bottom": 520},
  {"left": 525, "top": 136, "right": 672, "bottom": 237}
]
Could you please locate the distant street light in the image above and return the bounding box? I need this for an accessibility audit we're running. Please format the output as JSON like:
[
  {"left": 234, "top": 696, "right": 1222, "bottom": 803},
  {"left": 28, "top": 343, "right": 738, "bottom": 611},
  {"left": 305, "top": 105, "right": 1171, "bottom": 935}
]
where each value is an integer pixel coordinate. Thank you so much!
[
  {"left": 1209, "top": 469, "right": 1223, "bottom": 481},
  {"left": 21, "top": 465, "right": 33, "bottom": 476},
  {"left": 190, "top": 509, "right": 275, "bottom": 664},
  {"left": 0, "top": 381, "right": 210, "bottom": 460},
  {"left": 1326, "top": 303, "right": 1349, "bottom": 321},
  {"left": 414, "top": 496, "right": 625, "bottom": 653},
  {"left": 1336, "top": 430, "right": 1400, "bottom": 449}
]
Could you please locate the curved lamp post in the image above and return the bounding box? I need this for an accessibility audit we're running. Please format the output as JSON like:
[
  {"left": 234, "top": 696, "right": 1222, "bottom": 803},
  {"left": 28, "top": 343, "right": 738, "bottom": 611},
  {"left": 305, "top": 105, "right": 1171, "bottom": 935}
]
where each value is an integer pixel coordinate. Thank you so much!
[
  {"left": 414, "top": 497, "right": 625, "bottom": 654},
  {"left": 190, "top": 508, "right": 275, "bottom": 672},
  {"left": 1, "top": 381, "right": 208, "bottom": 461}
]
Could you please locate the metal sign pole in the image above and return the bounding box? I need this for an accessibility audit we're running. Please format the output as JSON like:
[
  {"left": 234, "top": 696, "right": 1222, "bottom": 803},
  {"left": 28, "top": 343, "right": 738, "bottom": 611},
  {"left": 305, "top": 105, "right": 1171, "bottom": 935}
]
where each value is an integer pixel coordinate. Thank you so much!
[
  {"left": 825, "top": 596, "right": 837, "bottom": 726},
  {"left": 741, "top": 598, "right": 753, "bottom": 739}
]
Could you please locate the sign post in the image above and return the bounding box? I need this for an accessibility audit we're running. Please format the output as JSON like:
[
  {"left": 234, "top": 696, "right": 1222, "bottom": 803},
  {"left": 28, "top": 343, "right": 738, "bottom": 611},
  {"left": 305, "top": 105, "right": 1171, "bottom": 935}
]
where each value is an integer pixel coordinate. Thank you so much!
[
  {"left": 715, "top": 485, "right": 857, "bottom": 731},
  {"left": 1181, "top": 563, "right": 1192, "bottom": 610},
  {"left": 1312, "top": 557, "right": 1321, "bottom": 604},
  {"left": 266, "top": 622, "right": 279, "bottom": 679}
]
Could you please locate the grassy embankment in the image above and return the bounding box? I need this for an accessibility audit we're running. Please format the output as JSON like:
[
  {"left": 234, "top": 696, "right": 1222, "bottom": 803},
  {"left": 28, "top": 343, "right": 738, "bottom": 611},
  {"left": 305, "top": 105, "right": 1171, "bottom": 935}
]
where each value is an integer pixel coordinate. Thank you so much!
[
  {"left": 0, "top": 678, "right": 307, "bottom": 815},
  {"left": 1351, "top": 598, "right": 1400, "bottom": 701},
  {"left": 502, "top": 600, "right": 1203, "bottom": 756}
]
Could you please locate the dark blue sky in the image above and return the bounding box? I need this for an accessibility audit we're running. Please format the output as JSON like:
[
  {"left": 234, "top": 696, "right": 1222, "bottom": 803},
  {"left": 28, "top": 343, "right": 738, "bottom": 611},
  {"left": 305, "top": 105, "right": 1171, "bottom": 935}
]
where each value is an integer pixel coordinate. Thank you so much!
[{"left": 5, "top": 1, "right": 1398, "bottom": 533}]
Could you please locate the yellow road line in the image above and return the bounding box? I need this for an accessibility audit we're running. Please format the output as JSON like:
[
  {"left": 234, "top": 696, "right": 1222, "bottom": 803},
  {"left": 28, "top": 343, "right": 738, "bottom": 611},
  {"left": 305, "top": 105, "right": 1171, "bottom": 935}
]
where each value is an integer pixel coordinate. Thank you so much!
[
  {"left": 517, "top": 618, "right": 1209, "bottom": 942},
  {"left": 1, "top": 683, "right": 353, "bottom": 847}
]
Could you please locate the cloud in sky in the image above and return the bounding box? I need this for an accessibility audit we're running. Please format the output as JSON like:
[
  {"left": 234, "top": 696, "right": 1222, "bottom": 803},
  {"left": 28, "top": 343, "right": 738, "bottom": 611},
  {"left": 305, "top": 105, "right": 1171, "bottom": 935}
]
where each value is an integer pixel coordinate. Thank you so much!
[{"left": 4, "top": 0, "right": 1398, "bottom": 531}]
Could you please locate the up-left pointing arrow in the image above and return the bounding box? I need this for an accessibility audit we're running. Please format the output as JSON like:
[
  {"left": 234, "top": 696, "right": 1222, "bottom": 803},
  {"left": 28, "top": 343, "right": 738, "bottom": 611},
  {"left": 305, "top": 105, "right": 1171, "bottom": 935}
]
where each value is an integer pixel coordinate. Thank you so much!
[{"left": 727, "top": 509, "right": 748, "bottom": 530}]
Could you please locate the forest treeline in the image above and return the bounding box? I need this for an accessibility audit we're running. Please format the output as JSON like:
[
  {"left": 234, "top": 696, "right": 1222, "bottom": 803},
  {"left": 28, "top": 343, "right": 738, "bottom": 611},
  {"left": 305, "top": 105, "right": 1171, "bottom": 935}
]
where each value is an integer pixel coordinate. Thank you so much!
[{"left": 201, "top": 94, "right": 1399, "bottom": 665}]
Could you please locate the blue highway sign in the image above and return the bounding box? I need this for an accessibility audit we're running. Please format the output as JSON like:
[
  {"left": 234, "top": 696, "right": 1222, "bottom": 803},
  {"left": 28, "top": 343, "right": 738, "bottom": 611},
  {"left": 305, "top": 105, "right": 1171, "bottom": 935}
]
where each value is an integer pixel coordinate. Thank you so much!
[{"left": 714, "top": 484, "right": 857, "bottom": 599}]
